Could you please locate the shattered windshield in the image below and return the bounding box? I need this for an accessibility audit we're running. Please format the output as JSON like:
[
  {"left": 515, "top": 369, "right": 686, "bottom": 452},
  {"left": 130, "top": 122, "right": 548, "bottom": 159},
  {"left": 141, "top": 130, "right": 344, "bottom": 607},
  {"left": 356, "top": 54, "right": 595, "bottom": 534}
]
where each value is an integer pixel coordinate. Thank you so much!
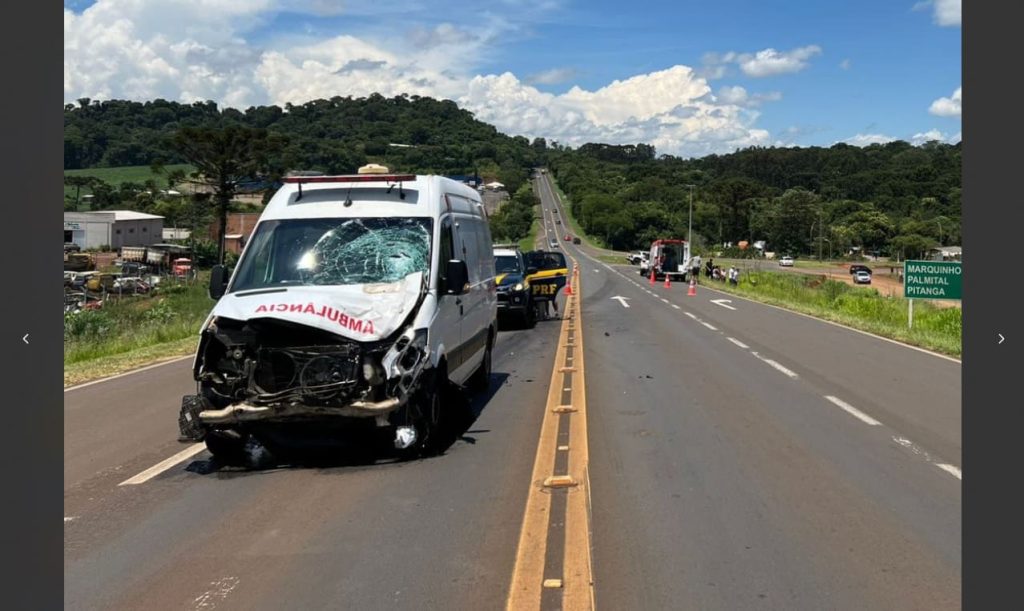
[
  {"left": 230, "top": 217, "right": 432, "bottom": 291},
  {"left": 495, "top": 255, "right": 522, "bottom": 274}
]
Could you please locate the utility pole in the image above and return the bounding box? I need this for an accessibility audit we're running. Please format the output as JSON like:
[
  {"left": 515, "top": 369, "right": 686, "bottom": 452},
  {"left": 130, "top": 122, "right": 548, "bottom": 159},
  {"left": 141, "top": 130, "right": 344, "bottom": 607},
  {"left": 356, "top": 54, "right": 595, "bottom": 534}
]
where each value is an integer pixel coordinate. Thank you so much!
[
  {"left": 686, "top": 184, "right": 695, "bottom": 246},
  {"left": 819, "top": 203, "right": 824, "bottom": 261}
]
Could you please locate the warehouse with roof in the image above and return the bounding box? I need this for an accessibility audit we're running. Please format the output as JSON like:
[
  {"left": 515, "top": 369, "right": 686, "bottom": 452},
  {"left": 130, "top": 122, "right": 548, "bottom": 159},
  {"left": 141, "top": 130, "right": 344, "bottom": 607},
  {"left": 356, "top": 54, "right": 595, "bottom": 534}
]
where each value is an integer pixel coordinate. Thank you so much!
[{"left": 63, "top": 210, "right": 164, "bottom": 250}]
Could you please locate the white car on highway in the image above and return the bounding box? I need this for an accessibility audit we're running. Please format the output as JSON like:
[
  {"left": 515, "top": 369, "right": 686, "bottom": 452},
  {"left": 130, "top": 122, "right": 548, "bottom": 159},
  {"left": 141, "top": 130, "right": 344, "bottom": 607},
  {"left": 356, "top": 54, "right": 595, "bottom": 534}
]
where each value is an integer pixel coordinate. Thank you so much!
[{"left": 779, "top": 256, "right": 795, "bottom": 267}]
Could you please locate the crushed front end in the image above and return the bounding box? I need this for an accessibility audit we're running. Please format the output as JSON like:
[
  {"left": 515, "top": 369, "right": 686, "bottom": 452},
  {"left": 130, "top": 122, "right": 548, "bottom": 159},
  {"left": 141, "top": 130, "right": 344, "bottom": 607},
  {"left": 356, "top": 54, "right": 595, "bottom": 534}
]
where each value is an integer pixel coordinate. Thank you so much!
[{"left": 179, "top": 316, "right": 430, "bottom": 451}]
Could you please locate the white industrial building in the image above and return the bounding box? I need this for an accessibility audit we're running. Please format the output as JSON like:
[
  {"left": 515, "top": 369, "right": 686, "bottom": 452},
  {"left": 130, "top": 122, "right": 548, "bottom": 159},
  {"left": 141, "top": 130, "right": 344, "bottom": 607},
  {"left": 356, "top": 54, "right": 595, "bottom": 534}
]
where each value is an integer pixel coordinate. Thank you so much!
[{"left": 64, "top": 210, "right": 164, "bottom": 250}]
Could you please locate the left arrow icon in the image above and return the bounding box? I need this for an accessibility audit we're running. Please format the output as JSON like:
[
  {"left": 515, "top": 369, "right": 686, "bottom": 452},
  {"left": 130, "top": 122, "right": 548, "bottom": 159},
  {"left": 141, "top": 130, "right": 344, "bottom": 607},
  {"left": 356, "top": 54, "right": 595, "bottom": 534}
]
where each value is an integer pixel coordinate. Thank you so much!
[{"left": 22, "top": 333, "right": 29, "bottom": 345}]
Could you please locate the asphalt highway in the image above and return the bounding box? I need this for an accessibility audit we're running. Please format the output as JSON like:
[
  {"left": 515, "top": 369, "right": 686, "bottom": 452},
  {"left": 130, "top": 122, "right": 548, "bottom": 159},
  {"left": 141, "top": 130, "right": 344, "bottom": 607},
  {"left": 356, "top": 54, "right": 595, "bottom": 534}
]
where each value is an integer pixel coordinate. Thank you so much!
[{"left": 63, "top": 172, "right": 961, "bottom": 610}]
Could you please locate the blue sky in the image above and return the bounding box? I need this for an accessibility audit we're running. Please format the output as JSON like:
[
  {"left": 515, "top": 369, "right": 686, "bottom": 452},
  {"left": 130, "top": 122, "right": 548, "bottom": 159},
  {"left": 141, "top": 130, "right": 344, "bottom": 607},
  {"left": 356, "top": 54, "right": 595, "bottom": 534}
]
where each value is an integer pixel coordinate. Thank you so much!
[{"left": 64, "top": 0, "right": 961, "bottom": 157}]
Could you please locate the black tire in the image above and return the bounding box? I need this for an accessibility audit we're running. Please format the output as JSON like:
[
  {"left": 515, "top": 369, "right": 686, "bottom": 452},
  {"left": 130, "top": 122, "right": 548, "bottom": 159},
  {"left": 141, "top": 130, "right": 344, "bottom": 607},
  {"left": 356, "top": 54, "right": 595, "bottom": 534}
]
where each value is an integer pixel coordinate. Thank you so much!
[
  {"left": 468, "top": 334, "right": 493, "bottom": 394},
  {"left": 397, "top": 369, "right": 444, "bottom": 459},
  {"left": 204, "top": 429, "right": 248, "bottom": 466}
]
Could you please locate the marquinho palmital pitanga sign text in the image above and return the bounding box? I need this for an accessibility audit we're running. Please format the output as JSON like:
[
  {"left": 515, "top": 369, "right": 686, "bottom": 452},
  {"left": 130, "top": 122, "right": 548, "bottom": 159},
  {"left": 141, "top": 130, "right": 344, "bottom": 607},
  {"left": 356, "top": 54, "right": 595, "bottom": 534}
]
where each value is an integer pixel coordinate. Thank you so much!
[{"left": 903, "top": 260, "right": 962, "bottom": 300}]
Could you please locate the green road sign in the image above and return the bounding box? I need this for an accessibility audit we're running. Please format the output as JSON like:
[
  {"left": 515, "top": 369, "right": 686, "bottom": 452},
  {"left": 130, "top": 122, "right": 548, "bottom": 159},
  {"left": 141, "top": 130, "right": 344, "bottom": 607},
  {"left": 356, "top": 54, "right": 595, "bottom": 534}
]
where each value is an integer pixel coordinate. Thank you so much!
[{"left": 904, "top": 260, "right": 962, "bottom": 300}]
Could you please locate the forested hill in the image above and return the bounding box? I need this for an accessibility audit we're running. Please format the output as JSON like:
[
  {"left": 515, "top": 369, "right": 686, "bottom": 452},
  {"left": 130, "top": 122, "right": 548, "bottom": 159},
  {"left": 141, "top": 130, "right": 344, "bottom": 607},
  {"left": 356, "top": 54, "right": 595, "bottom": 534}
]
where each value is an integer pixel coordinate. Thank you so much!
[
  {"left": 546, "top": 140, "right": 960, "bottom": 258},
  {"left": 63, "top": 95, "right": 543, "bottom": 191},
  {"left": 64, "top": 95, "right": 960, "bottom": 259}
]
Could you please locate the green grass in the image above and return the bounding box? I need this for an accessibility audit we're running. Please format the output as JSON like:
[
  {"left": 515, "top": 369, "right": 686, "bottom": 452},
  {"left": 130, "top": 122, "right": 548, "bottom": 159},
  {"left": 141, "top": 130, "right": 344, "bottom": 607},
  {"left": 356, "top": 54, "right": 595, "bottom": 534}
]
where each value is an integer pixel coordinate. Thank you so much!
[
  {"left": 64, "top": 276, "right": 214, "bottom": 367},
  {"left": 519, "top": 203, "right": 542, "bottom": 251},
  {"left": 65, "top": 164, "right": 194, "bottom": 186},
  {"left": 64, "top": 164, "right": 194, "bottom": 208},
  {"left": 64, "top": 337, "right": 198, "bottom": 387},
  {"left": 705, "top": 270, "right": 961, "bottom": 357},
  {"left": 597, "top": 254, "right": 627, "bottom": 265},
  {"left": 547, "top": 178, "right": 609, "bottom": 250}
]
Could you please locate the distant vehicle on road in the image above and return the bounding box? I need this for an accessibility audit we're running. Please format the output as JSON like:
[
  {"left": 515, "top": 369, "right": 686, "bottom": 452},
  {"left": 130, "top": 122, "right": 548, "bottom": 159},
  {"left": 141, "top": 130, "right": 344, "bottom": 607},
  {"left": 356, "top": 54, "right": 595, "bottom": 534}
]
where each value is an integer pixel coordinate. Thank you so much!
[
  {"left": 550, "top": 240, "right": 559, "bottom": 249},
  {"left": 645, "top": 239, "right": 690, "bottom": 281},
  {"left": 494, "top": 246, "right": 537, "bottom": 329},
  {"left": 854, "top": 270, "right": 872, "bottom": 284},
  {"left": 627, "top": 251, "right": 647, "bottom": 265},
  {"left": 564, "top": 234, "right": 572, "bottom": 241},
  {"left": 849, "top": 264, "right": 872, "bottom": 275},
  {"left": 779, "top": 256, "right": 795, "bottom": 267}
]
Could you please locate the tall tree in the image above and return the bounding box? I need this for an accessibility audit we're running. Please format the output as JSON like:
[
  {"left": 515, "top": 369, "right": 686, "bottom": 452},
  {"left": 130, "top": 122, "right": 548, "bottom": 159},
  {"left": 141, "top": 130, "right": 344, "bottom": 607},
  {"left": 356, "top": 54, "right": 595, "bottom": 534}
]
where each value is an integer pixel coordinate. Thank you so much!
[{"left": 171, "top": 126, "right": 285, "bottom": 264}]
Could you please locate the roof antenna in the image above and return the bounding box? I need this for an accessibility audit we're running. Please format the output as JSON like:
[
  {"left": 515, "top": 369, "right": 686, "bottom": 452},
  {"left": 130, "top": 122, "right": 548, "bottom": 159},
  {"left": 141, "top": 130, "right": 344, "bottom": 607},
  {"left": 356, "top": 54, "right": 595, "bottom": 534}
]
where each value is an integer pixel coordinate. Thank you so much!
[
  {"left": 344, "top": 183, "right": 354, "bottom": 207},
  {"left": 296, "top": 181, "right": 303, "bottom": 202}
]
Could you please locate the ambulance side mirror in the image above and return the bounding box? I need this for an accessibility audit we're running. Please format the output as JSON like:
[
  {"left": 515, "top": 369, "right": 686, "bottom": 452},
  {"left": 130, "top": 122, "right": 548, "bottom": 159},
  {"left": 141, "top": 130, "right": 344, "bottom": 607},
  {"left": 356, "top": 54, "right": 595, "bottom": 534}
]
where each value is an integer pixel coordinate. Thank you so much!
[{"left": 209, "top": 265, "right": 229, "bottom": 300}]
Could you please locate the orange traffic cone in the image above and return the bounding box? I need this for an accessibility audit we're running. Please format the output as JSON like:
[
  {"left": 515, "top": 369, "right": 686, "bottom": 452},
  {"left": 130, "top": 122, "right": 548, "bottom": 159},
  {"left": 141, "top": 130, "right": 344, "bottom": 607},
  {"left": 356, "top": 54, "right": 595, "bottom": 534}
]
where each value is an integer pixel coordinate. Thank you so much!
[
  {"left": 564, "top": 275, "right": 573, "bottom": 295},
  {"left": 649, "top": 269, "right": 656, "bottom": 285},
  {"left": 687, "top": 276, "right": 697, "bottom": 296},
  {"left": 664, "top": 274, "right": 671, "bottom": 288}
]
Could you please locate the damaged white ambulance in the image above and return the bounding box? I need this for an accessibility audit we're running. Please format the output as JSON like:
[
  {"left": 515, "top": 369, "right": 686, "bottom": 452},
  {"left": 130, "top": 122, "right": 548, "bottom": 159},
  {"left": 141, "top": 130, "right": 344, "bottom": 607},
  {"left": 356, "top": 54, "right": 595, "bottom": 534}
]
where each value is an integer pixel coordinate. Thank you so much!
[{"left": 178, "top": 166, "right": 497, "bottom": 462}]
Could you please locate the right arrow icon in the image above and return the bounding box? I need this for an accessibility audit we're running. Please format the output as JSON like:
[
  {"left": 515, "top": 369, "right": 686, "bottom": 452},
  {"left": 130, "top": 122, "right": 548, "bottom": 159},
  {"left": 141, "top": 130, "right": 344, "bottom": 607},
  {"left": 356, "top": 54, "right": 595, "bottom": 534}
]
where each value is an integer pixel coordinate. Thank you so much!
[{"left": 998, "top": 333, "right": 1005, "bottom": 345}]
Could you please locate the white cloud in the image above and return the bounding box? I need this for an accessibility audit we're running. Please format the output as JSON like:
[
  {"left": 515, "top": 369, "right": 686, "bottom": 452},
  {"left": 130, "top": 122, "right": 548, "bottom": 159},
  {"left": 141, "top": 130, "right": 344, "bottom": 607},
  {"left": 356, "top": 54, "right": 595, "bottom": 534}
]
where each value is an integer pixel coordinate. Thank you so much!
[
  {"left": 717, "top": 85, "right": 748, "bottom": 105},
  {"left": 736, "top": 45, "right": 822, "bottom": 77},
  {"left": 702, "top": 45, "right": 822, "bottom": 78},
  {"left": 839, "top": 59, "right": 851, "bottom": 70},
  {"left": 64, "top": 0, "right": 777, "bottom": 157},
  {"left": 527, "top": 67, "right": 577, "bottom": 85},
  {"left": 929, "top": 86, "right": 961, "bottom": 117},
  {"left": 460, "top": 68, "right": 771, "bottom": 157},
  {"left": 841, "top": 133, "right": 897, "bottom": 146},
  {"left": 715, "top": 86, "right": 781, "bottom": 107},
  {"left": 913, "top": 0, "right": 961, "bottom": 26},
  {"left": 910, "top": 129, "right": 961, "bottom": 145}
]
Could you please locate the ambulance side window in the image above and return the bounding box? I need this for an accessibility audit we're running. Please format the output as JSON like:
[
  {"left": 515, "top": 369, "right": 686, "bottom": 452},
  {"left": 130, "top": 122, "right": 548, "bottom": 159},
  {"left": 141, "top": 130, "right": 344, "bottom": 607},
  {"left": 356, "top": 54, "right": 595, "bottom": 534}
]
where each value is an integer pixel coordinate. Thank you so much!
[{"left": 438, "top": 217, "right": 454, "bottom": 292}]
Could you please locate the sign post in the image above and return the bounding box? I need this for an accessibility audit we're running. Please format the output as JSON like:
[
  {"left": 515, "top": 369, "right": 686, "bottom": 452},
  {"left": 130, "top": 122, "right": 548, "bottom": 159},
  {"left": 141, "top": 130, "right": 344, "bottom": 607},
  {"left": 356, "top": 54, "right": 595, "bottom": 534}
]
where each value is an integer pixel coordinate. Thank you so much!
[{"left": 903, "top": 260, "right": 962, "bottom": 329}]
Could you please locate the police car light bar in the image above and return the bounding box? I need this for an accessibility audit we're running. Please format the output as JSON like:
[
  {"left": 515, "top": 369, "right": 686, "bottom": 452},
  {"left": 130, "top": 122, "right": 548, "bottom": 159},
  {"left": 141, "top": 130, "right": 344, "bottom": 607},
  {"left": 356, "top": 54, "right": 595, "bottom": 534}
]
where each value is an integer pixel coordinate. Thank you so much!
[{"left": 283, "top": 174, "right": 416, "bottom": 184}]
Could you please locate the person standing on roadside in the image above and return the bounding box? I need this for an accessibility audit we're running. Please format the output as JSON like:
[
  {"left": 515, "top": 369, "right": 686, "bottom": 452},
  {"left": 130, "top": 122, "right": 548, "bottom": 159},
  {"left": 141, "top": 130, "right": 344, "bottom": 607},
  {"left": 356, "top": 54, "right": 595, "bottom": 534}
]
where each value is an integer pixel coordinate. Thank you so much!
[{"left": 691, "top": 254, "right": 701, "bottom": 284}]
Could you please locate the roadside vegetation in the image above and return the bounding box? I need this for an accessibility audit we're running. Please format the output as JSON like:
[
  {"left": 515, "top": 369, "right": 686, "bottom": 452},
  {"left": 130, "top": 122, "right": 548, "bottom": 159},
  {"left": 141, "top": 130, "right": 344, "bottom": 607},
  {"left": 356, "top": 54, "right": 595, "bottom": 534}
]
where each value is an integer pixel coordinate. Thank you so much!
[
  {"left": 546, "top": 141, "right": 959, "bottom": 262},
  {"left": 64, "top": 278, "right": 213, "bottom": 375},
  {"left": 519, "top": 202, "right": 541, "bottom": 251},
  {"left": 706, "top": 270, "right": 961, "bottom": 357},
  {"left": 550, "top": 180, "right": 609, "bottom": 250}
]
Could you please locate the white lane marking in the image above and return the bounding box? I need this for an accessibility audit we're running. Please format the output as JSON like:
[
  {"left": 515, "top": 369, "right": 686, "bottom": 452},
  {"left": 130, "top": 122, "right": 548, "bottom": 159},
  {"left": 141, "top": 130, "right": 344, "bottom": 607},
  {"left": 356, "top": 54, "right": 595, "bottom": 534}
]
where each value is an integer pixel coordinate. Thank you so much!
[
  {"left": 701, "top": 321, "right": 718, "bottom": 331},
  {"left": 727, "top": 337, "right": 750, "bottom": 349},
  {"left": 193, "top": 576, "right": 241, "bottom": 610},
  {"left": 611, "top": 296, "right": 630, "bottom": 308},
  {"left": 749, "top": 351, "right": 799, "bottom": 379},
  {"left": 710, "top": 299, "right": 736, "bottom": 311},
  {"left": 563, "top": 388, "right": 572, "bottom": 392},
  {"left": 65, "top": 354, "right": 194, "bottom": 393},
  {"left": 660, "top": 298, "right": 670, "bottom": 304},
  {"left": 893, "top": 436, "right": 962, "bottom": 479},
  {"left": 825, "top": 395, "right": 881, "bottom": 426},
  {"left": 684, "top": 312, "right": 698, "bottom": 320},
  {"left": 671, "top": 304, "right": 681, "bottom": 310},
  {"left": 119, "top": 443, "right": 208, "bottom": 486},
  {"left": 893, "top": 436, "right": 925, "bottom": 455},
  {"left": 64, "top": 516, "right": 77, "bottom": 523},
  {"left": 594, "top": 269, "right": 600, "bottom": 273}
]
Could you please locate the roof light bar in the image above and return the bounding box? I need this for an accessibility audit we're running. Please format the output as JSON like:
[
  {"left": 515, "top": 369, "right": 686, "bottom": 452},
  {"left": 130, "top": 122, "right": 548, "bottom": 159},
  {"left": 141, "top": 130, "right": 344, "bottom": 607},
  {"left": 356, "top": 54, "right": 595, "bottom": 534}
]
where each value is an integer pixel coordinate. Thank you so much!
[{"left": 283, "top": 174, "right": 416, "bottom": 184}]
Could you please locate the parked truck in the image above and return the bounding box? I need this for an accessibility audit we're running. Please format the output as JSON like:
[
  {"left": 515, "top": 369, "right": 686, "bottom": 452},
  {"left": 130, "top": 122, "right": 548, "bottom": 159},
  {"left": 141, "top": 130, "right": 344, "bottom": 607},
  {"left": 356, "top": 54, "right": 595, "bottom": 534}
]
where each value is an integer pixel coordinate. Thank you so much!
[{"left": 642, "top": 239, "right": 690, "bottom": 282}]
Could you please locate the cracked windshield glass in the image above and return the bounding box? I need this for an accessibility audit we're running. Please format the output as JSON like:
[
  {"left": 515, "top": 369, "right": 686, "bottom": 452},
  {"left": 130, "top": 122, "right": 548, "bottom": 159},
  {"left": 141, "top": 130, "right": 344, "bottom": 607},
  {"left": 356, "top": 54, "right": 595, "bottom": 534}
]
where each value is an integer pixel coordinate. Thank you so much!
[{"left": 231, "top": 217, "right": 432, "bottom": 291}]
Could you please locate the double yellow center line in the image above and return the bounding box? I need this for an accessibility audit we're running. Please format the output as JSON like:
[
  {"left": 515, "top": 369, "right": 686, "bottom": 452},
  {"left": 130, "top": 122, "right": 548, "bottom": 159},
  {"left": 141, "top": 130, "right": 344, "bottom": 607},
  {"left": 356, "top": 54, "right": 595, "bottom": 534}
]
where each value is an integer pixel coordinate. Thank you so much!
[{"left": 506, "top": 261, "right": 595, "bottom": 610}]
